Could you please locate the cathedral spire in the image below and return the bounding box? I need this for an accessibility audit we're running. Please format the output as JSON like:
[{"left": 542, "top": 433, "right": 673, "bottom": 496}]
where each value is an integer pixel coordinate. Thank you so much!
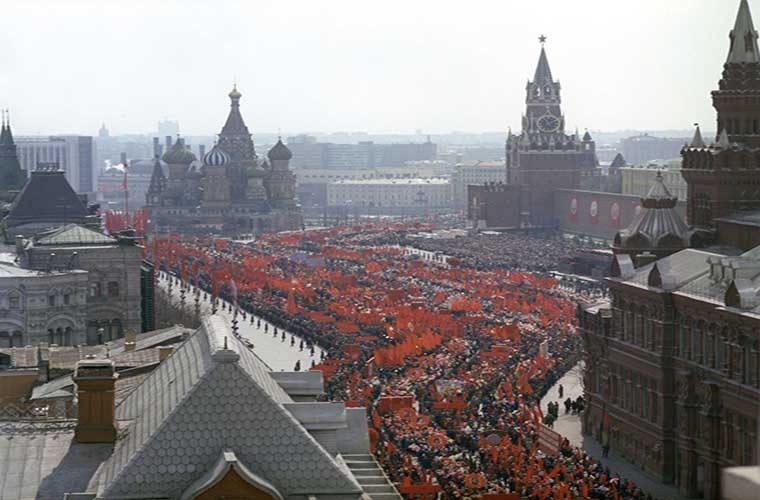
[
  {"left": 221, "top": 84, "right": 250, "bottom": 137},
  {"left": 533, "top": 38, "right": 553, "bottom": 84},
  {"left": 727, "top": 0, "right": 760, "bottom": 64}
]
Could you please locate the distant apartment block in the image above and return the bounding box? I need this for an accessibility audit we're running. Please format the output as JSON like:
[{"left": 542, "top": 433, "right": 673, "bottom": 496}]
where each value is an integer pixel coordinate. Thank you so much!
[
  {"left": 286, "top": 136, "right": 437, "bottom": 169},
  {"left": 620, "top": 134, "right": 688, "bottom": 165}
]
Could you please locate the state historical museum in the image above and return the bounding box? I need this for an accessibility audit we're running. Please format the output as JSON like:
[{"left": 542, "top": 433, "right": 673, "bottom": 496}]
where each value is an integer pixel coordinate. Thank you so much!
[{"left": 580, "top": 2, "right": 760, "bottom": 498}]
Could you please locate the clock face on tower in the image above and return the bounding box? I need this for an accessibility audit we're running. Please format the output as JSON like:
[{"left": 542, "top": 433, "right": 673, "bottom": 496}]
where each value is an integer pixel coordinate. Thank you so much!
[{"left": 537, "top": 114, "right": 560, "bottom": 133}]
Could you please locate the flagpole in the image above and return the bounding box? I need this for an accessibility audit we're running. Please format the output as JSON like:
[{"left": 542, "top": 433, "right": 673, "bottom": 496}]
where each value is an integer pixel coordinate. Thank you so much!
[{"left": 123, "top": 162, "right": 129, "bottom": 223}]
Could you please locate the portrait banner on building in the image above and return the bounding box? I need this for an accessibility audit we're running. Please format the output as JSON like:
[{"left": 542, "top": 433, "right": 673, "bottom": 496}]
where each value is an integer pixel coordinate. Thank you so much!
[
  {"left": 610, "top": 202, "right": 620, "bottom": 227},
  {"left": 569, "top": 197, "right": 578, "bottom": 221},
  {"left": 589, "top": 200, "right": 599, "bottom": 225}
]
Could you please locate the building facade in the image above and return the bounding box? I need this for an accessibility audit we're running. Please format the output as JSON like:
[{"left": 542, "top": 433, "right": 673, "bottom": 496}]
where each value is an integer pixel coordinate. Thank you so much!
[
  {"left": 16, "top": 135, "right": 95, "bottom": 194},
  {"left": 287, "top": 136, "right": 437, "bottom": 169},
  {"left": 0, "top": 259, "right": 88, "bottom": 347},
  {"left": 327, "top": 178, "right": 451, "bottom": 214},
  {"left": 18, "top": 224, "right": 144, "bottom": 342},
  {"left": 451, "top": 160, "right": 506, "bottom": 209},
  {"left": 621, "top": 160, "right": 687, "bottom": 202},
  {"left": 146, "top": 86, "right": 302, "bottom": 236},
  {"left": 580, "top": 4, "right": 760, "bottom": 498}
]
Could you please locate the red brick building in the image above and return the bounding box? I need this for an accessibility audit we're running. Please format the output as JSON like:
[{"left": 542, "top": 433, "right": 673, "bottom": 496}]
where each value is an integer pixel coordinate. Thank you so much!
[{"left": 580, "top": 3, "right": 760, "bottom": 499}]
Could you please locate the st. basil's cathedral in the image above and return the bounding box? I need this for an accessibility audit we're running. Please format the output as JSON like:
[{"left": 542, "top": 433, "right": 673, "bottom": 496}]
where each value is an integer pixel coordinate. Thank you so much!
[{"left": 146, "top": 86, "right": 302, "bottom": 235}]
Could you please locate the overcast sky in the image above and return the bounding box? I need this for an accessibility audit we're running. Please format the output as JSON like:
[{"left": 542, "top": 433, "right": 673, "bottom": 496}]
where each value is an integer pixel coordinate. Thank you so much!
[{"left": 0, "top": 0, "right": 746, "bottom": 136}]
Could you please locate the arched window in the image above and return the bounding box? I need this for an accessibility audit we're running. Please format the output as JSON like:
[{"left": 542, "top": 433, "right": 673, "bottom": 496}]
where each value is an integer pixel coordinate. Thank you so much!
[
  {"left": 107, "top": 281, "right": 120, "bottom": 297},
  {"left": 707, "top": 324, "right": 718, "bottom": 368},
  {"left": 90, "top": 282, "right": 102, "bottom": 298},
  {"left": 678, "top": 317, "right": 690, "bottom": 359},
  {"left": 694, "top": 193, "right": 712, "bottom": 227},
  {"left": 717, "top": 328, "right": 728, "bottom": 372},
  {"left": 644, "top": 310, "right": 654, "bottom": 349}
]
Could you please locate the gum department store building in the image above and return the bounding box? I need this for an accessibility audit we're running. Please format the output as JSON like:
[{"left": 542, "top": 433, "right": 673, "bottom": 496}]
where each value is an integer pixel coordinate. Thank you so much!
[{"left": 580, "top": 2, "right": 760, "bottom": 498}]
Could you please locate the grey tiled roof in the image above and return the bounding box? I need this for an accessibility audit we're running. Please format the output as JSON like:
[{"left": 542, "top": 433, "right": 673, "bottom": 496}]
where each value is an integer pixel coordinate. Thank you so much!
[
  {"left": 107, "top": 325, "right": 191, "bottom": 355},
  {"left": 95, "top": 315, "right": 361, "bottom": 499}
]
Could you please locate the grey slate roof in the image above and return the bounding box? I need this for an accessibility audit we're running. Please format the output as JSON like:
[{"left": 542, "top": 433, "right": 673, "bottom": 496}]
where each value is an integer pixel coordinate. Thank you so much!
[
  {"left": 627, "top": 248, "right": 720, "bottom": 289},
  {"left": 4, "top": 171, "right": 87, "bottom": 228},
  {"left": 0, "top": 421, "right": 112, "bottom": 500},
  {"left": 94, "top": 315, "right": 361, "bottom": 499}
]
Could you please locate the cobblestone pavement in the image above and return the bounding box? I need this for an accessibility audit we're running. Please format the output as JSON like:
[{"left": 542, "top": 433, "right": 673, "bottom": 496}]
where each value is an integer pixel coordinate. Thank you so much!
[
  {"left": 157, "top": 273, "right": 324, "bottom": 372},
  {"left": 540, "top": 363, "right": 687, "bottom": 500}
]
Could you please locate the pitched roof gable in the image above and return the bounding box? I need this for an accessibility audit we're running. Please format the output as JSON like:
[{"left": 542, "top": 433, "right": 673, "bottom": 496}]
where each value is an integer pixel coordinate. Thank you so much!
[{"left": 96, "top": 316, "right": 360, "bottom": 499}]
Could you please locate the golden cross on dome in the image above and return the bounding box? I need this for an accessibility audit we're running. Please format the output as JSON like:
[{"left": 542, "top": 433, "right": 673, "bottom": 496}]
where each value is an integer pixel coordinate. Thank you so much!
[{"left": 538, "top": 34, "right": 547, "bottom": 45}]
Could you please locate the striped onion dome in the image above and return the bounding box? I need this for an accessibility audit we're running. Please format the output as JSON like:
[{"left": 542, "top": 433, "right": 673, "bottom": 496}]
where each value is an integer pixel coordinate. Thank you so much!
[{"left": 203, "top": 145, "right": 230, "bottom": 167}]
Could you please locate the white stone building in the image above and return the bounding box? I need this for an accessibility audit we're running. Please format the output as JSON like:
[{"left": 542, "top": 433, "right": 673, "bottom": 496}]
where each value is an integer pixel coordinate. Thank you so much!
[
  {"left": 620, "top": 159, "right": 687, "bottom": 201},
  {"left": 326, "top": 177, "right": 452, "bottom": 213},
  {"left": 16, "top": 135, "right": 96, "bottom": 193},
  {"left": 0, "top": 256, "right": 88, "bottom": 347},
  {"left": 450, "top": 160, "right": 506, "bottom": 208}
]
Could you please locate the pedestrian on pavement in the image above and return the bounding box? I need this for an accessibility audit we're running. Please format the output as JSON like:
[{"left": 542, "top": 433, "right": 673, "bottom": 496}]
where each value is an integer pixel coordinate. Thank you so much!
[
  {"left": 602, "top": 443, "right": 610, "bottom": 457},
  {"left": 558, "top": 384, "right": 564, "bottom": 398}
]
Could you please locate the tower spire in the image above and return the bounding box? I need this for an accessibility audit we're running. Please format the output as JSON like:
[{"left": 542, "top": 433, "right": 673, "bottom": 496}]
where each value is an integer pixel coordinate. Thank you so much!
[
  {"left": 690, "top": 123, "right": 706, "bottom": 148},
  {"left": 727, "top": 0, "right": 760, "bottom": 64},
  {"left": 533, "top": 38, "right": 553, "bottom": 83}
]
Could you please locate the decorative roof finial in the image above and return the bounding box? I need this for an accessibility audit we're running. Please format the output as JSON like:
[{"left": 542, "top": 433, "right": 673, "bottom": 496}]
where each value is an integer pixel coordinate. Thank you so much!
[
  {"left": 690, "top": 123, "right": 706, "bottom": 149},
  {"left": 538, "top": 34, "right": 547, "bottom": 45}
]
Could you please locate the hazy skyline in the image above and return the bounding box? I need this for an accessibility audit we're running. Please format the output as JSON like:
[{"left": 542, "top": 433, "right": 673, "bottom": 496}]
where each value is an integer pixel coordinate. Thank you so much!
[{"left": 0, "top": 0, "right": 745, "bottom": 137}]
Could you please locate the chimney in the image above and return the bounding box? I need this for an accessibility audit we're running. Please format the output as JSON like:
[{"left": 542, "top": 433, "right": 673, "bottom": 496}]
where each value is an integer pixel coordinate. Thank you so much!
[
  {"left": 158, "top": 346, "right": 174, "bottom": 362},
  {"left": 199, "top": 144, "right": 206, "bottom": 158},
  {"left": 120, "top": 152, "right": 127, "bottom": 166},
  {"left": 153, "top": 137, "right": 160, "bottom": 157},
  {"left": 74, "top": 357, "right": 118, "bottom": 443},
  {"left": 165, "top": 135, "right": 173, "bottom": 151},
  {"left": 124, "top": 330, "right": 137, "bottom": 352}
]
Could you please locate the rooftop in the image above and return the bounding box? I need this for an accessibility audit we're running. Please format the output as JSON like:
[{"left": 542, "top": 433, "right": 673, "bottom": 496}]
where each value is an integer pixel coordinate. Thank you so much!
[
  {"left": 0, "top": 317, "right": 369, "bottom": 500},
  {"left": 331, "top": 178, "right": 449, "bottom": 185}
]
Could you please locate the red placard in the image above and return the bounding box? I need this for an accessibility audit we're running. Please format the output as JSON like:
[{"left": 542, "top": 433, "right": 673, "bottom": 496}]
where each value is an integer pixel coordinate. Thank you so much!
[{"left": 537, "top": 424, "right": 563, "bottom": 456}]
